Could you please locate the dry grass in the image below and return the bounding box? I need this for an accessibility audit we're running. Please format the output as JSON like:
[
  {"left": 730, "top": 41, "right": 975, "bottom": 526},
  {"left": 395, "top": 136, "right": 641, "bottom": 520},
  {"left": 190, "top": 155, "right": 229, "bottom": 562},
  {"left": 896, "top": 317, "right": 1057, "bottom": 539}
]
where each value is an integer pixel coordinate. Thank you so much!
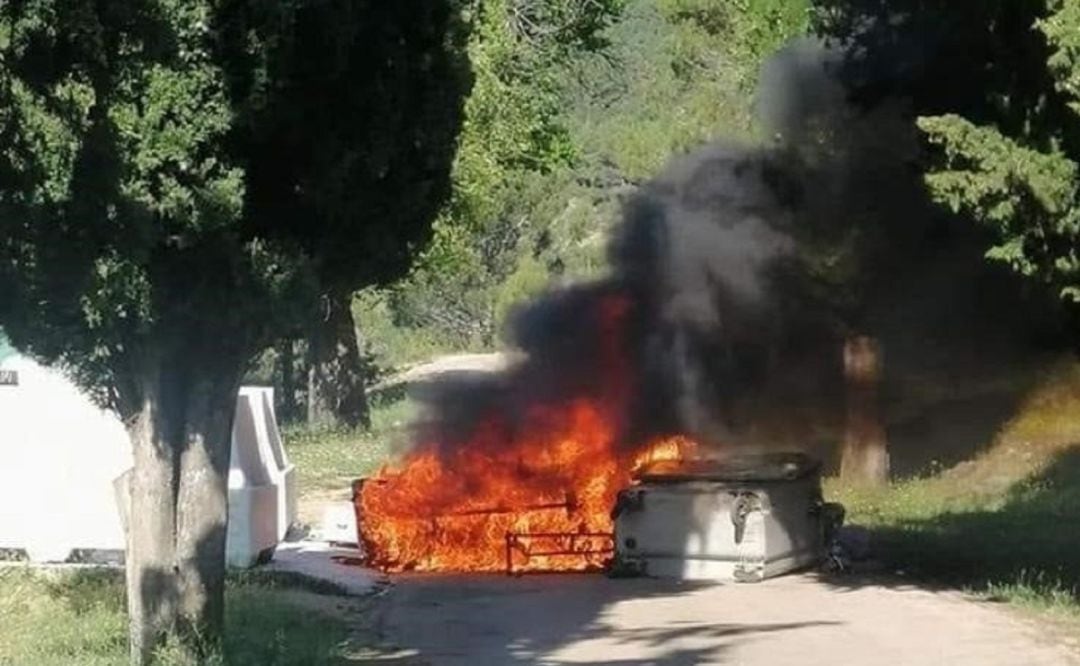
[{"left": 283, "top": 397, "right": 416, "bottom": 497}]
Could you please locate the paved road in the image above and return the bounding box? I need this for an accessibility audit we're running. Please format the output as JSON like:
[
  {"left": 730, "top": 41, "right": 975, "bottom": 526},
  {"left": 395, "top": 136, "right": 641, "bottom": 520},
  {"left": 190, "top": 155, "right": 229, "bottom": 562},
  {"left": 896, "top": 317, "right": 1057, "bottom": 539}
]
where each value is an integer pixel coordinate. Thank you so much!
[{"left": 366, "top": 573, "right": 1078, "bottom": 665}]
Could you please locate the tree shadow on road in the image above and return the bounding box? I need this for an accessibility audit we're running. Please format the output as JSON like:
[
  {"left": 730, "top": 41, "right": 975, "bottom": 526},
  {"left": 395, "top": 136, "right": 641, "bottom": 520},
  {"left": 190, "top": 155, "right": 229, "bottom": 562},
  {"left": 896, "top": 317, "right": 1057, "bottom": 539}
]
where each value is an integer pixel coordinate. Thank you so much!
[{"left": 355, "top": 574, "right": 839, "bottom": 665}]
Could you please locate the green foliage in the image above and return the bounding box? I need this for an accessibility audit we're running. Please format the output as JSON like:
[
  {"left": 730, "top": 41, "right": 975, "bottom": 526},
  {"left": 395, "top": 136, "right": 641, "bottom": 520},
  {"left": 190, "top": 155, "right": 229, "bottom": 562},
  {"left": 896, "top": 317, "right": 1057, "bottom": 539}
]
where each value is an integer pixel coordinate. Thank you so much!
[
  {"left": 569, "top": 0, "right": 753, "bottom": 180},
  {"left": 505, "top": 0, "right": 626, "bottom": 52},
  {"left": 353, "top": 289, "right": 452, "bottom": 369},
  {"left": 366, "top": 0, "right": 810, "bottom": 365},
  {"left": 377, "top": 0, "right": 624, "bottom": 355},
  {"left": 658, "top": 0, "right": 808, "bottom": 88},
  {"left": 204, "top": 0, "right": 472, "bottom": 430},
  {"left": 1042, "top": 0, "right": 1080, "bottom": 116},
  {"left": 449, "top": 0, "right": 624, "bottom": 225},
  {"left": 812, "top": 0, "right": 1080, "bottom": 306},
  {"left": 563, "top": 0, "right": 808, "bottom": 179},
  {"left": 223, "top": 0, "right": 471, "bottom": 292},
  {"left": 493, "top": 254, "right": 552, "bottom": 327},
  {"left": 0, "top": 1, "right": 469, "bottom": 403},
  {"left": 984, "top": 573, "right": 1080, "bottom": 620},
  {"left": 0, "top": 0, "right": 296, "bottom": 406},
  {"left": 916, "top": 1, "right": 1080, "bottom": 303}
]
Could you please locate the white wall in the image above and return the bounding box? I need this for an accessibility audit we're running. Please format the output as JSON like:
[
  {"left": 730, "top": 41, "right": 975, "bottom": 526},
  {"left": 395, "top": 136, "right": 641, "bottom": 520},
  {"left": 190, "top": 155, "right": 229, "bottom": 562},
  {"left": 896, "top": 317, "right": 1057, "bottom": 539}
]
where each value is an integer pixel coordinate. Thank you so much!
[
  {"left": 0, "top": 357, "right": 131, "bottom": 561},
  {"left": 0, "top": 355, "right": 296, "bottom": 566}
]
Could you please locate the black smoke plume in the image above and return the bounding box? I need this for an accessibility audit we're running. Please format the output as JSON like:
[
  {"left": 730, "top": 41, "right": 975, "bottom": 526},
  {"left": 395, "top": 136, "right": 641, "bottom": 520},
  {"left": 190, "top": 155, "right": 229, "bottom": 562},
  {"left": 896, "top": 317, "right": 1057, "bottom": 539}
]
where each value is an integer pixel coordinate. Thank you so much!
[
  {"left": 412, "top": 139, "right": 824, "bottom": 453},
  {"left": 407, "top": 38, "right": 1068, "bottom": 469}
]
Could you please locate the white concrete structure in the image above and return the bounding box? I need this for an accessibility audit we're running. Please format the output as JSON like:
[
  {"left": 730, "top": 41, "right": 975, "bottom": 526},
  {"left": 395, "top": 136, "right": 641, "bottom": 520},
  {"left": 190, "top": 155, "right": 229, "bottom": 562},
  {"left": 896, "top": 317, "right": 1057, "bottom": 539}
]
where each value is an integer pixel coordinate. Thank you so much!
[
  {"left": 0, "top": 356, "right": 132, "bottom": 562},
  {"left": 0, "top": 352, "right": 296, "bottom": 567},
  {"left": 226, "top": 387, "right": 298, "bottom": 567}
]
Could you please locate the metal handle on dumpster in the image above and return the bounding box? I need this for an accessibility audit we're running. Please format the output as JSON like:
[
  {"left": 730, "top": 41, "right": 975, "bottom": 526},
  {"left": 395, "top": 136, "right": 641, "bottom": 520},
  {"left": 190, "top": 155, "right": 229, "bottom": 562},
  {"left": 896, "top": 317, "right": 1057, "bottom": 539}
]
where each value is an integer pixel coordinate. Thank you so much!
[
  {"left": 611, "top": 488, "right": 646, "bottom": 520},
  {"left": 730, "top": 492, "right": 760, "bottom": 544}
]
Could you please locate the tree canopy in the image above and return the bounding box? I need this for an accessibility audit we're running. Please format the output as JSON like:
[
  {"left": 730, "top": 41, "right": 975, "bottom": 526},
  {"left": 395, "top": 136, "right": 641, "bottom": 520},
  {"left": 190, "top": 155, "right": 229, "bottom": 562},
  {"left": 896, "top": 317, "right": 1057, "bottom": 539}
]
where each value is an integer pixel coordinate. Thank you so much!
[
  {"left": 214, "top": 0, "right": 472, "bottom": 429},
  {"left": 918, "top": 1, "right": 1080, "bottom": 303},
  {"left": 225, "top": 0, "right": 470, "bottom": 292},
  {"left": 813, "top": 0, "right": 1080, "bottom": 305},
  {"left": 0, "top": 0, "right": 468, "bottom": 660},
  {"left": 0, "top": 0, "right": 288, "bottom": 405}
]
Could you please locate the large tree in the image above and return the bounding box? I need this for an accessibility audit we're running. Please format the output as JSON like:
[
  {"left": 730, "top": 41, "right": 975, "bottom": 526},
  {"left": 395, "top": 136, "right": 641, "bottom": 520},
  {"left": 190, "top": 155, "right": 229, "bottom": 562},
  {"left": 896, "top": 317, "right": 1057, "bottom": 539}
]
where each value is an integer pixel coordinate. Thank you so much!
[
  {"left": 917, "top": 1, "right": 1080, "bottom": 308},
  {"left": 812, "top": 0, "right": 1080, "bottom": 313},
  {"left": 0, "top": 1, "right": 468, "bottom": 662},
  {"left": 217, "top": 0, "right": 472, "bottom": 429},
  {"left": 805, "top": 0, "right": 1080, "bottom": 481}
]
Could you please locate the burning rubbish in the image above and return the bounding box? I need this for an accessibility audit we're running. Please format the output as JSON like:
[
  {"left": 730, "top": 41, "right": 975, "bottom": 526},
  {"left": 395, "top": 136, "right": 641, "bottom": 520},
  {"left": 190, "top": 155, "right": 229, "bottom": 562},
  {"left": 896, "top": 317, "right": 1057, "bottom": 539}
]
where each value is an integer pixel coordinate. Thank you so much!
[
  {"left": 348, "top": 39, "right": 926, "bottom": 576},
  {"left": 353, "top": 407, "right": 699, "bottom": 573},
  {"left": 353, "top": 140, "right": 840, "bottom": 576}
]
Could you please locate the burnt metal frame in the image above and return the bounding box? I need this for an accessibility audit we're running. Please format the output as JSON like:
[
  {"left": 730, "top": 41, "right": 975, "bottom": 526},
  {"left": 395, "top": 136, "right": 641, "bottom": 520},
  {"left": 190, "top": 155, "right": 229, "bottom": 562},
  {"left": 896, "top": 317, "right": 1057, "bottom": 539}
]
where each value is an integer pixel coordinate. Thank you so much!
[
  {"left": 357, "top": 478, "right": 613, "bottom": 573},
  {"left": 504, "top": 531, "right": 615, "bottom": 575}
]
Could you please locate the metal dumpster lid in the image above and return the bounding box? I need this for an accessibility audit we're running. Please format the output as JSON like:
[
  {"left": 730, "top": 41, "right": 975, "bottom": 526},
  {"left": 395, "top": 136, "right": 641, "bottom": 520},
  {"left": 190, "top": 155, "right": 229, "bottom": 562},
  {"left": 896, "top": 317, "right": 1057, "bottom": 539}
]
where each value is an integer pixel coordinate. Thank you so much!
[{"left": 633, "top": 452, "right": 820, "bottom": 483}]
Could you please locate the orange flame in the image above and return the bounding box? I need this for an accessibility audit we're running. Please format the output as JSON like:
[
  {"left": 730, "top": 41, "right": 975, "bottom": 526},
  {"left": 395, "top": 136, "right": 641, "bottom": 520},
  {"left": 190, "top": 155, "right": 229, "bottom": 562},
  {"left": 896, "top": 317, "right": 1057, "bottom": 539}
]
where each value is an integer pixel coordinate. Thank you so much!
[
  {"left": 357, "top": 414, "right": 698, "bottom": 573},
  {"left": 632, "top": 435, "right": 699, "bottom": 473},
  {"left": 356, "top": 293, "right": 699, "bottom": 573}
]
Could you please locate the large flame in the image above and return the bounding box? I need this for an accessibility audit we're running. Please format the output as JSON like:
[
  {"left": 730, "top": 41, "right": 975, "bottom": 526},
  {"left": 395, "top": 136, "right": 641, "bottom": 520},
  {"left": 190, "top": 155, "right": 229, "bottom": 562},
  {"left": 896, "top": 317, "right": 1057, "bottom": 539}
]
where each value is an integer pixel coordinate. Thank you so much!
[
  {"left": 357, "top": 405, "right": 695, "bottom": 573},
  {"left": 356, "top": 294, "right": 698, "bottom": 573}
]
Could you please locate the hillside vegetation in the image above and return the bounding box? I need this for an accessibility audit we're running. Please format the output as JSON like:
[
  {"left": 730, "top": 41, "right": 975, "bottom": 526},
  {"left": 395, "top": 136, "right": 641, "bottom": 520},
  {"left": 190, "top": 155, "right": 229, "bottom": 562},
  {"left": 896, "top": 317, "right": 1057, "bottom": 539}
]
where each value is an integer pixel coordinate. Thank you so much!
[{"left": 353, "top": 0, "right": 809, "bottom": 370}]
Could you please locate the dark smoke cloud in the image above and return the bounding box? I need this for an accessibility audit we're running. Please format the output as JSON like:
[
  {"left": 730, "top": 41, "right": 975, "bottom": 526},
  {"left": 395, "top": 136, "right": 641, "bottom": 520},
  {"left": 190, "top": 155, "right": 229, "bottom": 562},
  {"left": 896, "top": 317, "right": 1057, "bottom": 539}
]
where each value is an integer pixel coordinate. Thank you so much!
[
  {"left": 756, "top": 38, "right": 846, "bottom": 142},
  {"left": 407, "top": 40, "right": 866, "bottom": 454},
  {"left": 412, "top": 142, "right": 815, "bottom": 453},
  {"left": 407, "top": 36, "right": 1068, "bottom": 466},
  {"left": 611, "top": 146, "right": 803, "bottom": 447}
]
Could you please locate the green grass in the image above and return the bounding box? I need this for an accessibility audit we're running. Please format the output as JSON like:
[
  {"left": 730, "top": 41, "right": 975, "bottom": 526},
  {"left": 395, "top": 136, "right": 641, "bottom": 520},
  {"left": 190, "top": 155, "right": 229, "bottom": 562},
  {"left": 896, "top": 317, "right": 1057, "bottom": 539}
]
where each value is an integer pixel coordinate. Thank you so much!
[
  {"left": 0, "top": 569, "right": 360, "bottom": 665},
  {"left": 985, "top": 573, "right": 1080, "bottom": 621},
  {"left": 825, "top": 360, "right": 1080, "bottom": 621},
  {"left": 283, "top": 397, "right": 414, "bottom": 496}
]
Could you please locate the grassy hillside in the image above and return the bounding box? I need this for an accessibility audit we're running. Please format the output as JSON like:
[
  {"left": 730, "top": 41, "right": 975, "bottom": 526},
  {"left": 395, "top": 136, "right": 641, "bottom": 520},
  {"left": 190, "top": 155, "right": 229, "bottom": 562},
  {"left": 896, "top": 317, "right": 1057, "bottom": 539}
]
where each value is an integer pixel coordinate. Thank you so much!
[{"left": 828, "top": 359, "right": 1080, "bottom": 620}]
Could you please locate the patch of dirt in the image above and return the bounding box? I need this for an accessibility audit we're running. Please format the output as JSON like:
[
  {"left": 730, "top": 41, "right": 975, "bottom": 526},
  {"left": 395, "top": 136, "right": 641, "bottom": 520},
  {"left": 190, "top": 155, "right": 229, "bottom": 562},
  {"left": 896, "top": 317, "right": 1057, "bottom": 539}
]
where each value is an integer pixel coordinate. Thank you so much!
[{"left": 297, "top": 487, "right": 353, "bottom": 531}]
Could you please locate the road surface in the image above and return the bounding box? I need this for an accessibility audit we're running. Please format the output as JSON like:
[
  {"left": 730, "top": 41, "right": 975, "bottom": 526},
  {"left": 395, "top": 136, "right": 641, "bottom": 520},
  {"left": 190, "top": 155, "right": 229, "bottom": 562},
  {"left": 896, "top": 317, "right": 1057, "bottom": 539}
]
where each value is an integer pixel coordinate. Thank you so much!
[{"left": 361, "top": 572, "right": 1078, "bottom": 665}]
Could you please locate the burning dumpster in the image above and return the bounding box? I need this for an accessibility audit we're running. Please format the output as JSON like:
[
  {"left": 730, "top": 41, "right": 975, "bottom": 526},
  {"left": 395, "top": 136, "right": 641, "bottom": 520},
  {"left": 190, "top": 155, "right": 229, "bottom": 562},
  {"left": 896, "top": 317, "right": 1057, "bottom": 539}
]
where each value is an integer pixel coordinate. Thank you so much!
[
  {"left": 352, "top": 446, "right": 840, "bottom": 580},
  {"left": 349, "top": 145, "right": 848, "bottom": 580}
]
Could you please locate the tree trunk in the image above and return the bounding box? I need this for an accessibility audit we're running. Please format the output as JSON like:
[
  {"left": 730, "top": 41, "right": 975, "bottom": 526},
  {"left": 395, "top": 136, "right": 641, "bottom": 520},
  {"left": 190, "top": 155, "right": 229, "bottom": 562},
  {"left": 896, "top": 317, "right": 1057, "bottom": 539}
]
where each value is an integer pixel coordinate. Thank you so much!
[
  {"left": 839, "top": 335, "right": 889, "bottom": 484},
  {"left": 307, "top": 289, "right": 370, "bottom": 429},
  {"left": 124, "top": 373, "right": 237, "bottom": 664},
  {"left": 276, "top": 338, "right": 300, "bottom": 423}
]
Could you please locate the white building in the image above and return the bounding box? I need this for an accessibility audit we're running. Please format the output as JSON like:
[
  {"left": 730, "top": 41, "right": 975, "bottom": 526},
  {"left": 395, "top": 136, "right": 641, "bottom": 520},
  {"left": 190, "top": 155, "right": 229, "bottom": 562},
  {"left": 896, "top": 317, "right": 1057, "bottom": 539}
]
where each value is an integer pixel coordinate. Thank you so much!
[{"left": 0, "top": 336, "right": 296, "bottom": 567}]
